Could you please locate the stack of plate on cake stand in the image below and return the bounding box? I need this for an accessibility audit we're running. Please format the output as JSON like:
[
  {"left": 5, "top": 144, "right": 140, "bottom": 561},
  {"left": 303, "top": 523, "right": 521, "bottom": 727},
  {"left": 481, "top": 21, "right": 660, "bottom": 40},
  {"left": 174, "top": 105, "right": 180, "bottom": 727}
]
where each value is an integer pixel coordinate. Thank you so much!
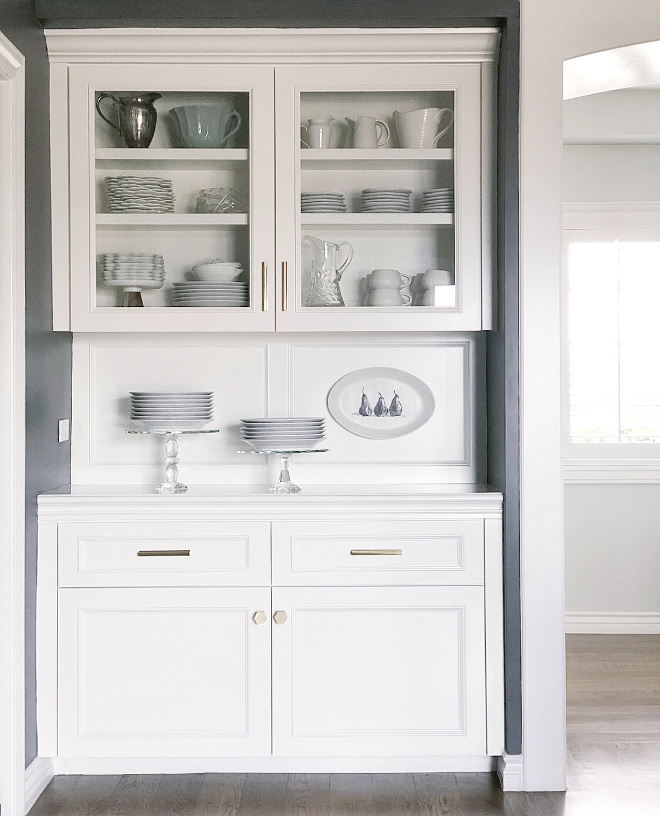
[
  {"left": 129, "top": 391, "right": 214, "bottom": 430},
  {"left": 301, "top": 192, "right": 347, "bottom": 213},
  {"left": 100, "top": 253, "right": 165, "bottom": 306},
  {"left": 105, "top": 176, "right": 175, "bottom": 213},
  {"left": 360, "top": 188, "right": 412, "bottom": 213},
  {"left": 240, "top": 417, "right": 326, "bottom": 451},
  {"left": 421, "top": 187, "right": 454, "bottom": 213},
  {"left": 172, "top": 281, "right": 249, "bottom": 307}
]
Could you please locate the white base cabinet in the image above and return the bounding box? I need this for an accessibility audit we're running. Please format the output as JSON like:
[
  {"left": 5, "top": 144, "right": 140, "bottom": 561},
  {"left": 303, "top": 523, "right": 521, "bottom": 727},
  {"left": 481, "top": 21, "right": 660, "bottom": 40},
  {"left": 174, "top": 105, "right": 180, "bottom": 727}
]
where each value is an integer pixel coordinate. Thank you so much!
[{"left": 37, "top": 487, "right": 504, "bottom": 770}]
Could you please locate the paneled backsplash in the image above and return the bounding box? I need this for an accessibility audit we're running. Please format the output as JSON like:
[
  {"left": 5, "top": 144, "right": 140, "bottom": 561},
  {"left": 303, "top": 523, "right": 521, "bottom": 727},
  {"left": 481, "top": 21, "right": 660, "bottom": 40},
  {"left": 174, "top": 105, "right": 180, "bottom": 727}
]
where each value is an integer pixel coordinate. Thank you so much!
[{"left": 72, "top": 333, "right": 485, "bottom": 486}]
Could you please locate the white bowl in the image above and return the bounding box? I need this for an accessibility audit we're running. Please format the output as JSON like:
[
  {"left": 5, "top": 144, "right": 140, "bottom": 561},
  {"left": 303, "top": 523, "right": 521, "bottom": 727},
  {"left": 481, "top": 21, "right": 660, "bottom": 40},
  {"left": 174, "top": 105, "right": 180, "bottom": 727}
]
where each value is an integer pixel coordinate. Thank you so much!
[{"left": 191, "top": 266, "right": 243, "bottom": 282}]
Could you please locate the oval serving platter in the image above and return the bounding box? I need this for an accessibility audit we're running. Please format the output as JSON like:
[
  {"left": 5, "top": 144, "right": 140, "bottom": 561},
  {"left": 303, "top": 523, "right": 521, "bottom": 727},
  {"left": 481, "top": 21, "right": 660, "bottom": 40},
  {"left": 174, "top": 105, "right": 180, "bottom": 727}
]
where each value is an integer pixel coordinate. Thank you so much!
[{"left": 327, "top": 367, "right": 435, "bottom": 439}]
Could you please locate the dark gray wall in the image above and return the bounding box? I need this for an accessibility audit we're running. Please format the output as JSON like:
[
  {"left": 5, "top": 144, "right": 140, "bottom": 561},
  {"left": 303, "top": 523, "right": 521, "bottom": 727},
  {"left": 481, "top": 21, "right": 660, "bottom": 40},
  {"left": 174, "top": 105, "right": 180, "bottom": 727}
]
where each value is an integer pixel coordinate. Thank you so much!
[
  {"left": 0, "top": 0, "right": 73, "bottom": 767},
  {"left": 32, "top": 0, "right": 522, "bottom": 757}
]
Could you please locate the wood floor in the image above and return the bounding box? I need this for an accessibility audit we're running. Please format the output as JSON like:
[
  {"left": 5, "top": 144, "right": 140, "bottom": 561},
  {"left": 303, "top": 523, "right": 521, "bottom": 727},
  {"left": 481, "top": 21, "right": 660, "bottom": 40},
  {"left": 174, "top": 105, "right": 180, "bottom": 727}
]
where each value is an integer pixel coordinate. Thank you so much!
[{"left": 28, "top": 634, "right": 660, "bottom": 816}]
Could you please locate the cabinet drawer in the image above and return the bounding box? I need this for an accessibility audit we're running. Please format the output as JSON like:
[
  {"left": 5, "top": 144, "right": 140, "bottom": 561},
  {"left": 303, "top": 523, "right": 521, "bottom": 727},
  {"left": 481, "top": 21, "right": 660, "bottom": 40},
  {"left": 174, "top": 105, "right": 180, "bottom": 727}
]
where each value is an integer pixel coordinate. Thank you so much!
[
  {"left": 58, "top": 521, "right": 270, "bottom": 587},
  {"left": 272, "top": 520, "right": 484, "bottom": 586}
]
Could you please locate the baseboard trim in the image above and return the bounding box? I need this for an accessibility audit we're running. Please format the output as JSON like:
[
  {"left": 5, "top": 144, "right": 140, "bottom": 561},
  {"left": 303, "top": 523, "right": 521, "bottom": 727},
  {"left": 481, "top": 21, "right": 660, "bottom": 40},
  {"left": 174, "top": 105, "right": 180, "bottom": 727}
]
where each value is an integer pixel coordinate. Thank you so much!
[
  {"left": 497, "top": 752, "right": 524, "bottom": 791},
  {"left": 565, "top": 612, "right": 660, "bottom": 634},
  {"left": 24, "top": 757, "right": 54, "bottom": 814},
  {"left": 52, "top": 755, "right": 496, "bottom": 775}
]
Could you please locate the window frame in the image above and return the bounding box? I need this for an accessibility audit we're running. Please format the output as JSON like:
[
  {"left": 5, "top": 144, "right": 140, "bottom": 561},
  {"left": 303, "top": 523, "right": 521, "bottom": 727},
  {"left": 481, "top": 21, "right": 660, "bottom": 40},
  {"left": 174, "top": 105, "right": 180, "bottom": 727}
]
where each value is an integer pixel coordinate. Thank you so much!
[{"left": 563, "top": 202, "right": 660, "bottom": 483}]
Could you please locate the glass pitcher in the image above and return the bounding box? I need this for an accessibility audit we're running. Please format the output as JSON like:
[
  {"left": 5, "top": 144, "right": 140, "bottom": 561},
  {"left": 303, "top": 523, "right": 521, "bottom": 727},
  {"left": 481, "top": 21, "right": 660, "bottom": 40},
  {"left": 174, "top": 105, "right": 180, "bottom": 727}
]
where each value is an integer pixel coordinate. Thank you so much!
[{"left": 303, "top": 235, "right": 354, "bottom": 307}]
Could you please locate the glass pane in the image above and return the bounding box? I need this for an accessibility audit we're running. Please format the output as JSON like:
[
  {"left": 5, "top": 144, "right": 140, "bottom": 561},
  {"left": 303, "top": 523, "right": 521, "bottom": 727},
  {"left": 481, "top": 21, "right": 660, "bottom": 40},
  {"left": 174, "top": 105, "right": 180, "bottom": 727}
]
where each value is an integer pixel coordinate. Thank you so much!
[
  {"left": 94, "top": 91, "right": 251, "bottom": 310},
  {"left": 298, "top": 90, "right": 456, "bottom": 311}
]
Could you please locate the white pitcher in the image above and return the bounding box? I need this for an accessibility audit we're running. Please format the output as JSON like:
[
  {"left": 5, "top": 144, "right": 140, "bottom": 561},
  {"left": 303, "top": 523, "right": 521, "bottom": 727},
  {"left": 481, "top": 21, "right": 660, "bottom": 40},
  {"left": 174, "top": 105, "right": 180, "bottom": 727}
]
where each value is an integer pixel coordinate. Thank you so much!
[
  {"left": 301, "top": 116, "right": 334, "bottom": 149},
  {"left": 346, "top": 116, "right": 390, "bottom": 149},
  {"left": 394, "top": 107, "right": 453, "bottom": 148}
]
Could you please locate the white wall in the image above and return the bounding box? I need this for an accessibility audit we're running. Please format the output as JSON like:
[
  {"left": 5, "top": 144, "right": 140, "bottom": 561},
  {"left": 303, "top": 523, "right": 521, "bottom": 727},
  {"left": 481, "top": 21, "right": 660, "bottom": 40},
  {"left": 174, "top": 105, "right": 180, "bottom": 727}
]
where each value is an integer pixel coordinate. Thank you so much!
[{"left": 562, "top": 88, "right": 660, "bottom": 630}]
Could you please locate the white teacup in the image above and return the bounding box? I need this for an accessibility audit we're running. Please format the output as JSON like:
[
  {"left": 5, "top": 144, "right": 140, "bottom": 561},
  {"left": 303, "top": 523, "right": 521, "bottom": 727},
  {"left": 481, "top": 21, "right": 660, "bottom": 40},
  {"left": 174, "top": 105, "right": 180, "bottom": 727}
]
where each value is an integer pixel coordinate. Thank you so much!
[
  {"left": 422, "top": 287, "right": 456, "bottom": 307},
  {"left": 367, "top": 269, "right": 411, "bottom": 289},
  {"left": 394, "top": 107, "right": 453, "bottom": 149},
  {"left": 301, "top": 116, "right": 334, "bottom": 149},
  {"left": 422, "top": 268, "right": 453, "bottom": 288},
  {"left": 369, "top": 289, "right": 412, "bottom": 307}
]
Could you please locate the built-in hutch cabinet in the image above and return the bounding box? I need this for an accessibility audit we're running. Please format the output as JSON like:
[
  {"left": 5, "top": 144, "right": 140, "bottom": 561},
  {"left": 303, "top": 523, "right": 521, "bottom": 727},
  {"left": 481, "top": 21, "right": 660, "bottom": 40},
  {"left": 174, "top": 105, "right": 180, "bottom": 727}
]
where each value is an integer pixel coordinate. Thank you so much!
[{"left": 40, "top": 28, "right": 504, "bottom": 775}]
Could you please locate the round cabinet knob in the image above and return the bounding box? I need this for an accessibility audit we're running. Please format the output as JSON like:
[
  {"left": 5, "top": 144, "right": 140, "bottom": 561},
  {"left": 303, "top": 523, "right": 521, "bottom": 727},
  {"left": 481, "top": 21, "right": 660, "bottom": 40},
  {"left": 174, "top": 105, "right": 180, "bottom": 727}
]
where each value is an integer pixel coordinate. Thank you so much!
[
  {"left": 273, "top": 610, "right": 289, "bottom": 625},
  {"left": 252, "top": 611, "right": 268, "bottom": 625}
]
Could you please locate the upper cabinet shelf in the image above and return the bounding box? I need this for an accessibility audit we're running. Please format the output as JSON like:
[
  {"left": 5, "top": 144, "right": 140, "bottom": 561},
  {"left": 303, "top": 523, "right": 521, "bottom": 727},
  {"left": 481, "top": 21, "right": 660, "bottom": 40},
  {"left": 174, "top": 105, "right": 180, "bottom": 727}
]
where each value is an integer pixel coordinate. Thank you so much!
[{"left": 47, "top": 29, "right": 497, "bottom": 333}]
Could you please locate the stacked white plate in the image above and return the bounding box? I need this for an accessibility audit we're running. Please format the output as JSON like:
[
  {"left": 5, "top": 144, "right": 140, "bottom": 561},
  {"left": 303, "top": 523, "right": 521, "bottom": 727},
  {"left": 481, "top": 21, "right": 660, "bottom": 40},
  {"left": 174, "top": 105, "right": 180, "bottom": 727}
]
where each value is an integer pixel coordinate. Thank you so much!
[
  {"left": 421, "top": 188, "right": 454, "bottom": 213},
  {"left": 100, "top": 253, "right": 165, "bottom": 289},
  {"left": 106, "top": 176, "right": 175, "bottom": 213},
  {"left": 172, "top": 281, "right": 249, "bottom": 307},
  {"left": 240, "top": 417, "right": 326, "bottom": 451},
  {"left": 361, "top": 188, "right": 412, "bottom": 213},
  {"left": 129, "top": 391, "right": 214, "bottom": 430},
  {"left": 301, "top": 192, "right": 347, "bottom": 213}
]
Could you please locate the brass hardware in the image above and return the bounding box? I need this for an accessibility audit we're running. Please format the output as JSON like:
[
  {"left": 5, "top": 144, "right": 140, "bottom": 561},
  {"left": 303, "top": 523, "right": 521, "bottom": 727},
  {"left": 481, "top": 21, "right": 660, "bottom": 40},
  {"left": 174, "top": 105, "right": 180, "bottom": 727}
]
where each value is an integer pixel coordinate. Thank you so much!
[
  {"left": 262, "top": 262, "right": 268, "bottom": 311},
  {"left": 137, "top": 549, "right": 191, "bottom": 557},
  {"left": 350, "top": 549, "right": 403, "bottom": 556},
  {"left": 253, "top": 611, "right": 267, "bottom": 625},
  {"left": 281, "top": 262, "right": 288, "bottom": 311},
  {"left": 273, "top": 610, "right": 288, "bottom": 625}
]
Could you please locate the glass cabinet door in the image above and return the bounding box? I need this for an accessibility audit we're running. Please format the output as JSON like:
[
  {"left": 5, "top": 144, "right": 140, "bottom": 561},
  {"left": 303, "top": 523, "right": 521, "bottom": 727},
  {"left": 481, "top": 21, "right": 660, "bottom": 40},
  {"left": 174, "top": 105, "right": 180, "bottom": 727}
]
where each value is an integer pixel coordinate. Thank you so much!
[
  {"left": 275, "top": 63, "right": 492, "bottom": 332},
  {"left": 67, "top": 64, "right": 275, "bottom": 332}
]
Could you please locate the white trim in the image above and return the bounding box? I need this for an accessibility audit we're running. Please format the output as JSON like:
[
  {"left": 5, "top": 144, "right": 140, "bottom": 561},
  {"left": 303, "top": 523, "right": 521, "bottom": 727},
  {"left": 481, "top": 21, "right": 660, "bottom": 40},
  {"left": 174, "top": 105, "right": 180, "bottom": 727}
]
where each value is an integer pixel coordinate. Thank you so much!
[
  {"left": 23, "top": 758, "right": 54, "bottom": 815},
  {"left": 51, "top": 755, "right": 496, "bottom": 775},
  {"left": 497, "top": 752, "right": 525, "bottom": 791},
  {"left": 44, "top": 27, "right": 500, "bottom": 64},
  {"left": 565, "top": 612, "right": 660, "bottom": 634},
  {"left": 564, "top": 459, "right": 660, "bottom": 483},
  {"left": 564, "top": 41, "right": 660, "bottom": 99},
  {"left": 563, "top": 201, "right": 660, "bottom": 230},
  {"left": 0, "top": 28, "right": 26, "bottom": 816}
]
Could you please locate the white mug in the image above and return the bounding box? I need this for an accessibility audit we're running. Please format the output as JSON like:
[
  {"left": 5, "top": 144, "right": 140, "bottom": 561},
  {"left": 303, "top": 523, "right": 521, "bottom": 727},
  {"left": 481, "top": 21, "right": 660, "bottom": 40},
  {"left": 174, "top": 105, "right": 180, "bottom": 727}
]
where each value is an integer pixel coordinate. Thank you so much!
[
  {"left": 367, "top": 269, "right": 411, "bottom": 289},
  {"left": 422, "top": 287, "right": 456, "bottom": 307},
  {"left": 348, "top": 116, "right": 390, "bottom": 149},
  {"left": 301, "top": 116, "right": 334, "bottom": 149},
  {"left": 394, "top": 107, "right": 453, "bottom": 149},
  {"left": 422, "top": 268, "right": 453, "bottom": 288},
  {"left": 368, "top": 289, "right": 412, "bottom": 307}
]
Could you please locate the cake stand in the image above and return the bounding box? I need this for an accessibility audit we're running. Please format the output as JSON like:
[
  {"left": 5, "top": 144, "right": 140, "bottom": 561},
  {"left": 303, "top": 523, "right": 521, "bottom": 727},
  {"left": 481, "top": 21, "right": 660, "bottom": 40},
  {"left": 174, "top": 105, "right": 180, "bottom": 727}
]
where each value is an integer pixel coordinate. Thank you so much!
[
  {"left": 237, "top": 448, "right": 328, "bottom": 493},
  {"left": 126, "top": 428, "right": 219, "bottom": 493}
]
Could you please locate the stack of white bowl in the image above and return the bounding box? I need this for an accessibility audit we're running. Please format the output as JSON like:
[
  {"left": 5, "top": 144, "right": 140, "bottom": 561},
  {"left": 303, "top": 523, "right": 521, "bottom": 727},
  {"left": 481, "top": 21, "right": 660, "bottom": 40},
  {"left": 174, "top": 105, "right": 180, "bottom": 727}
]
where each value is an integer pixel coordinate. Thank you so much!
[
  {"left": 129, "top": 391, "right": 214, "bottom": 430},
  {"left": 106, "top": 176, "right": 175, "bottom": 213},
  {"left": 301, "top": 192, "right": 347, "bottom": 213},
  {"left": 240, "top": 417, "right": 326, "bottom": 451},
  {"left": 100, "top": 253, "right": 165, "bottom": 291},
  {"left": 361, "top": 188, "right": 412, "bottom": 213}
]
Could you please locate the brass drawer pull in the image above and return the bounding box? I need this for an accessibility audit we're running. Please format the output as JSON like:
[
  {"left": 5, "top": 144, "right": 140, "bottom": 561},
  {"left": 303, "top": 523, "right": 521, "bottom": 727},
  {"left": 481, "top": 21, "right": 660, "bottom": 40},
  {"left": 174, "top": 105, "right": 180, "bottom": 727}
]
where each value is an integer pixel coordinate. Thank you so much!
[
  {"left": 273, "top": 610, "right": 288, "bottom": 625},
  {"left": 253, "top": 611, "right": 267, "bottom": 625},
  {"left": 350, "top": 548, "right": 403, "bottom": 556},
  {"left": 262, "top": 262, "right": 268, "bottom": 311},
  {"left": 137, "top": 549, "right": 191, "bottom": 557},
  {"left": 282, "top": 262, "right": 288, "bottom": 311}
]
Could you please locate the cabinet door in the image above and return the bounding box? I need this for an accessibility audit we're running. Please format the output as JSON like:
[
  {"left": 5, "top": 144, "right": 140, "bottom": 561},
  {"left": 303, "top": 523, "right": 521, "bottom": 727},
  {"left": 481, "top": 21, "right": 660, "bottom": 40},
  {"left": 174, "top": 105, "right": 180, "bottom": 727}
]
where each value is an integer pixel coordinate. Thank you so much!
[
  {"left": 275, "top": 63, "right": 493, "bottom": 332},
  {"left": 58, "top": 587, "right": 271, "bottom": 757},
  {"left": 60, "top": 64, "right": 275, "bottom": 332},
  {"left": 271, "top": 586, "right": 487, "bottom": 757}
]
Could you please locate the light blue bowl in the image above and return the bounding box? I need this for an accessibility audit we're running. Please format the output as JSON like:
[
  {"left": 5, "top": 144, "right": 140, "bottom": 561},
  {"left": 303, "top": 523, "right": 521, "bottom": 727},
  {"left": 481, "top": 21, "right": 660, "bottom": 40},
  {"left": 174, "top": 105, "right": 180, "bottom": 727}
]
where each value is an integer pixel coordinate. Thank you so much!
[{"left": 170, "top": 103, "right": 242, "bottom": 149}]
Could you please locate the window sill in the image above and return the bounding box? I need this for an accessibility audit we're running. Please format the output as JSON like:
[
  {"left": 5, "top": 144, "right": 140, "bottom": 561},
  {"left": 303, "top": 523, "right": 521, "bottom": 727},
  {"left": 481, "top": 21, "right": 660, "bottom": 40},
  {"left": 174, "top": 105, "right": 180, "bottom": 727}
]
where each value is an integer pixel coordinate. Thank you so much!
[{"left": 564, "top": 459, "right": 660, "bottom": 484}]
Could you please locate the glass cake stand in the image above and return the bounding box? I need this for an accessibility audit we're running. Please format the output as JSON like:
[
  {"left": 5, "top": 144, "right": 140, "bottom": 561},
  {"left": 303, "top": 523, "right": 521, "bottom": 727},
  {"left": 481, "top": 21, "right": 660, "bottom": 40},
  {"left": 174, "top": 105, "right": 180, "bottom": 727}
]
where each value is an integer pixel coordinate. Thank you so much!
[
  {"left": 237, "top": 448, "right": 328, "bottom": 493},
  {"left": 126, "top": 428, "right": 219, "bottom": 493}
]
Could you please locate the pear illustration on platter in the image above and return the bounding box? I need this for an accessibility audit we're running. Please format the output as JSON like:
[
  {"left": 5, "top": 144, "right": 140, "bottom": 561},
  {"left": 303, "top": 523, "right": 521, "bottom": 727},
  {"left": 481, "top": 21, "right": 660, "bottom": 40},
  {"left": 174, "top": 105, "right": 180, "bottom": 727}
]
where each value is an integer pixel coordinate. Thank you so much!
[
  {"left": 389, "top": 391, "right": 403, "bottom": 416},
  {"left": 374, "top": 392, "right": 389, "bottom": 417},
  {"left": 358, "top": 388, "right": 372, "bottom": 416}
]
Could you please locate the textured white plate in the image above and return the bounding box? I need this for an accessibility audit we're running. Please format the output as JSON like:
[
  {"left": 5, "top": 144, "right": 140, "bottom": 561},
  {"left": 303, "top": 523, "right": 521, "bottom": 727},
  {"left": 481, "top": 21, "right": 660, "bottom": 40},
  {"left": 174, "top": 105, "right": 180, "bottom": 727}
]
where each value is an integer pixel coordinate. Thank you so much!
[{"left": 327, "top": 367, "right": 435, "bottom": 439}]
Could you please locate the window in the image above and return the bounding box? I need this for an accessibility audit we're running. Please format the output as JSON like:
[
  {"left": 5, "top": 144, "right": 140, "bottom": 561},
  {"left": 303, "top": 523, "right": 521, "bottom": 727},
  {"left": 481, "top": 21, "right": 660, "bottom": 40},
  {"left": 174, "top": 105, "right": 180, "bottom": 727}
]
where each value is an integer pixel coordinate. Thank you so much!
[{"left": 563, "top": 207, "right": 660, "bottom": 481}]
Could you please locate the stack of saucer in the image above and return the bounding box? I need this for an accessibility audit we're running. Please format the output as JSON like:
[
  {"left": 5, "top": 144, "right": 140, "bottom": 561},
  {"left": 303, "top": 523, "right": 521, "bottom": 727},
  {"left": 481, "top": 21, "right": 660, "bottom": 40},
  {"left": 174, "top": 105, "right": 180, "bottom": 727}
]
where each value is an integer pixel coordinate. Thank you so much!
[
  {"left": 100, "top": 253, "right": 165, "bottom": 290},
  {"left": 240, "top": 417, "right": 326, "bottom": 451},
  {"left": 105, "top": 176, "right": 175, "bottom": 213},
  {"left": 301, "top": 192, "right": 347, "bottom": 213},
  {"left": 129, "top": 391, "right": 214, "bottom": 430},
  {"left": 361, "top": 188, "right": 412, "bottom": 213},
  {"left": 421, "top": 188, "right": 454, "bottom": 213},
  {"left": 172, "top": 281, "right": 249, "bottom": 307}
]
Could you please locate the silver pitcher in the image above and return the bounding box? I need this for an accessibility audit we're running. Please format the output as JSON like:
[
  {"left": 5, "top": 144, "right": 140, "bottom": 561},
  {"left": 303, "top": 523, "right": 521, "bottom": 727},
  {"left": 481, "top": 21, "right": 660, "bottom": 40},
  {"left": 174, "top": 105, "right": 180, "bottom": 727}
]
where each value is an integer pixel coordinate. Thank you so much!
[{"left": 96, "top": 92, "right": 162, "bottom": 148}]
